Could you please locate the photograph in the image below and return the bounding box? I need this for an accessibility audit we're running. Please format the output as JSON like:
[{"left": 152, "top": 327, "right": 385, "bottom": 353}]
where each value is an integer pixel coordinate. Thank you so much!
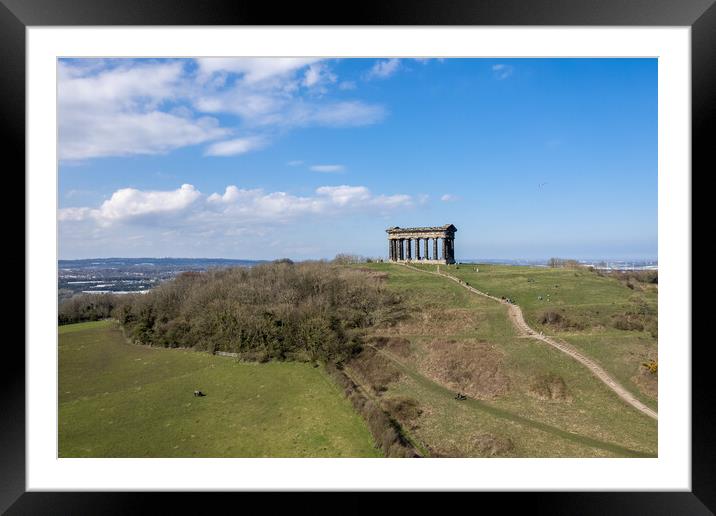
[{"left": 56, "top": 56, "right": 659, "bottom": 459}]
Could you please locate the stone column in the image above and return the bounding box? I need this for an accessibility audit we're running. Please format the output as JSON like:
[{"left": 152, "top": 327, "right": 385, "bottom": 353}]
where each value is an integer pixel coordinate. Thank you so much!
[
  {"left": 442, "top": 237, "right": 448, "bottom": 263},
  {"left": 423, "top": 238, "right": 429, "bottom": 260},
  {"left": 398, "top": 239, "right": 404, "bottom": 260},
  {"left": 415, "top": 238, "right": 421, "bottom": 260},
  {"left": 433, "top": 238, "right": 439, "bottom": 261},
  {"left": 388, "top": 239, "right": 393, "bottom": 261},
  {"left": 406, "top": 238, "right": 412, "bottom": 260}
]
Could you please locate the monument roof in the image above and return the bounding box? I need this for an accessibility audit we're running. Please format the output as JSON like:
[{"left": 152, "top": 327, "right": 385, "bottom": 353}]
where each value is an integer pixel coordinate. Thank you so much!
[{"left": 386, "top": 224, "right": 457, "bottom": 233}]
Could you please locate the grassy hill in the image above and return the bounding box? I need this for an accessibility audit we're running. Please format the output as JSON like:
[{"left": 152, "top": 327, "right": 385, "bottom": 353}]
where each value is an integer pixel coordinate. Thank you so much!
[
  {"left": 345, "top": 263, "right": 657, "bottom": 457},
  {"left": 438, "top": 263, "right": 658, "bottom": 410},
  {"left": 59, "top": 321, "right": 380, "bottom": 458},
  {"left": 58, "top": 261, "right": 658, "bottom": 458}
]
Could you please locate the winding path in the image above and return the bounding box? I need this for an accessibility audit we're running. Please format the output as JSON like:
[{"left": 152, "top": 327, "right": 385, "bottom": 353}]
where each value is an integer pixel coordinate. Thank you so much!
[{"left": 398, "top": 263, "right": 658, "bottom": 421}]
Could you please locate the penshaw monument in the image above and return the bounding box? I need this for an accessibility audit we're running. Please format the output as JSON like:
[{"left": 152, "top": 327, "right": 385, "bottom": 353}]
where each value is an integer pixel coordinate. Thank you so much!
[{"left": 386, "top": 224, "right": 457, "bottom": 264}]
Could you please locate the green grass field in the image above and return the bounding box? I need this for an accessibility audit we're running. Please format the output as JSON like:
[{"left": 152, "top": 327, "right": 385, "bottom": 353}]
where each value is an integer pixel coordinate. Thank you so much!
[
  {"left": 59, "top": 321, "right": 381, "bottom": 457},
  {"left": 349, "top": 263, "right": 657, "bottom": 457}
]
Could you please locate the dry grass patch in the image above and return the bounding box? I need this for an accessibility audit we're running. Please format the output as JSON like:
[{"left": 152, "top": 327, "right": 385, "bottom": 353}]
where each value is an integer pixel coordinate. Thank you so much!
[
  {"left": 527, "top": 373, "right": 573, "bottom": 402},
  {"left": 418, "top": 339, "right": 511, "bottom": 399},
  {"left": 349, "top": 347, "right": 403, "bottom": 395},
  {"left": 426, "top": 432, "right": 515, "bottom": 457},
  {"left": 355, "top": 268, "right": 390, "bottom": 282},
  {"left": 368, "top": 336, "right": 412, "bottom": 358},
  {"left": 632, "top": 364, "right": 658, "bottom": 398},
  {"left": 474, "top": 433, "right": 515, "bottom": 457},
  {"left": 382, "top": 396, "right": 423, "bottom": 430},
  {"left": 392, "top": 307, "right": 483, "bottom": 336}
]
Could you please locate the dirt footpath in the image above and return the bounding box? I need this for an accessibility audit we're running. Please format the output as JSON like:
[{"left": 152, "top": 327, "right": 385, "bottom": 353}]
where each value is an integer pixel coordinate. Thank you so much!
[{"left": 400, "top": 263, "right": 658, "bottom": 421}]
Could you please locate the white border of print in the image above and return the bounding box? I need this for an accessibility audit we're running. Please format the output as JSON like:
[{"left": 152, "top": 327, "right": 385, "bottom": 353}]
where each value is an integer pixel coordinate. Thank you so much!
[{"left": 27, "top": 26, "right": 690, "bottom": 491}]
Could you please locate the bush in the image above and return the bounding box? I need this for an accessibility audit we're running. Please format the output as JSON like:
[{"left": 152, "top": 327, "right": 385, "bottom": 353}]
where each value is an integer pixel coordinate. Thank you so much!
[
  {"left": 332, "top": 253, "right": 366, "bottom": 265},
  {"left": 547, "top": 258, "right": 584, "bottom": 269},
  {"left": 537, "top": 310, "right": 585, "bottom": 331},
  {"left": 58, "top": 293, "right": 120, "bottom": 325},
  {"left": 538, "top": 310, "right": 563, "bottom": 325},
  {"left": 612, "top": 314, "right": 644, "bottom": 331},
  {"left": 642, "top": 360, "right": 658, "bottom": 374},
  {"left": 116, "top": 262, "right": 405, "bottom": 363}
]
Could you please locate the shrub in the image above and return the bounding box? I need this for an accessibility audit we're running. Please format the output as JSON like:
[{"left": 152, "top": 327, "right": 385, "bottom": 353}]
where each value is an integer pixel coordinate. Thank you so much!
[
  {"left": 538, "top": 310, "right": 563, "bottom": 325},
  {"left": 547, "top": 258, "right": 583, "bottom": 269},
  {"left": 612, "top": 314, "right": 644, "bottom": 331},
  {"left": 642, "top": 360, "right": 658, "bottom": 374},
  {"left": 116, "top": 262, "right": 405, "bottom": 363},
  {"left": 58, "top": 293, "right": 119, "bottom": 325},
  {"left": 332, "top": 253, "right": 366, "bottom": 265},
  {"left": 537, "top": 310, "right": 585, "bottom": 331}
]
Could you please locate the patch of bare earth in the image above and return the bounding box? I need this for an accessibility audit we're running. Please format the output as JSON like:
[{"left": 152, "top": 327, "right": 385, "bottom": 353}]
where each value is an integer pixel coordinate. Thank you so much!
[
  {"left": 418, "top": 339, "right": 511, "bottom": 399},
  {"left": 527, "top": 373, "right": 573, "bottom": 402},
  {"left": 632, "top": 366, "right": 658, "bottom": 399}
]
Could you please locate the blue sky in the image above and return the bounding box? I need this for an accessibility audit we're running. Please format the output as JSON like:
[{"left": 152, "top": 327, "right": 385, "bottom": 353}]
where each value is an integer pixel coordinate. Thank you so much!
[{"left": 58, "top": 58, "right": 657, "bottom": 260}]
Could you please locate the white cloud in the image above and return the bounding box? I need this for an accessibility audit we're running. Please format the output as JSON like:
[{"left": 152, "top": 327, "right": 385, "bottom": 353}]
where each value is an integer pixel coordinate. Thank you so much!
[
  {"left": 60, "top": 182, "right": 416, "bottom": 258},
  {"left": 195, "top": 58, "right": 320, "bottom": 84},
  {"left": 61, "top": 183, "right": 412, "bottom": 228},
  {"left": 366, "top": 59, "right": 401, "bottom": 80},
  {"left": 292, "top": 101, "right": 385, "bottom": 127},
  {"left": 196, "top": 87, "right": 385, "bottom": 128},
  {"left": 58, "top": 207, "right": 95, "bottom": 222},
  {"left": 206, "top": 184, "right": 413, "bottom": 217},
  {"left": 440, "top": 194, "right": 459, "bottom": 202},
  {"left": 302, "top": 63, "right": 337, "bottom": 89},
  {"left": 59, "top": 58, "right": 388, "bottom": 161},
  {"left": 492, "top": 64, "right": 514, "bottom": 80},
  {"left": 59, "top": 184, "right": 202, "bottom": 225},
  {"left": 58, "top": 60, "right": 183, "bottom": 109},
  {"left": 310, "top": 164, "right": 345, "bottom": 173},
  {"left": 316, "top": 185, "right": 370, "bottom": 206},
  {"left": 60, "top": 110, "right": 229, "bottom": 161},
  {"left": 204, "top": 136, "right": 266, "bottom": 157},
  {"left": 59, "top": 61, "right": 230, "bottom": 161}
]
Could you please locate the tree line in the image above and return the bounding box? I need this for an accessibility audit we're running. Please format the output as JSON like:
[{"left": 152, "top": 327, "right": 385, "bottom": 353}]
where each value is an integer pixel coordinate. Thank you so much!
[
  {"left": 58, "top": 293, "right": 118, "bottom": 325},
  {"left": 60, "top": 261, "right": 406, "bottom": 364}
]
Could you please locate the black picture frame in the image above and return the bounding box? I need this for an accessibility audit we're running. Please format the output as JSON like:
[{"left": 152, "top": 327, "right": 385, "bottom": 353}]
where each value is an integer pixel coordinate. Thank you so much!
[{"left": 4, "top": 0, "right": 707, "bottom": 512}]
